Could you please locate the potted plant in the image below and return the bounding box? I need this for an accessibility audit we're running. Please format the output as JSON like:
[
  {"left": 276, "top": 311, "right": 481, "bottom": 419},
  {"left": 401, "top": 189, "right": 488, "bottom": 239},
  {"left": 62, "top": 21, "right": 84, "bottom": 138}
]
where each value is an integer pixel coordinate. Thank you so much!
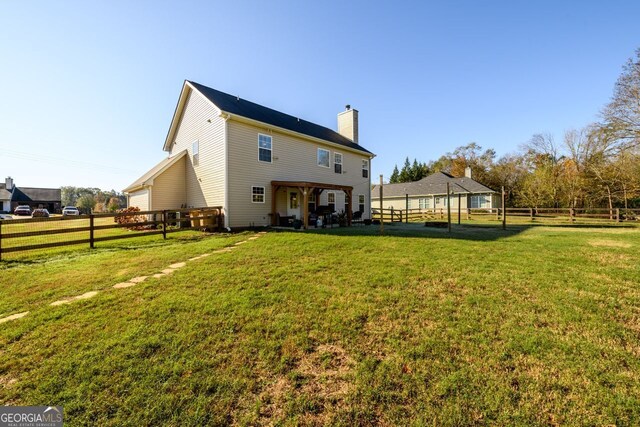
[{"left": 293, "top": 219, "right": 303, "bottom": 230}]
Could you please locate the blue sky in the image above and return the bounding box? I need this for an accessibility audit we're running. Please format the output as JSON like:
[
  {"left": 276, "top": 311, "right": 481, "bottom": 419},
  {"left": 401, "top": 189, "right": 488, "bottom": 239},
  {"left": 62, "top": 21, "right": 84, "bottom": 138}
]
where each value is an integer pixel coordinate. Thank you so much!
[{"left": 0, "top": 1, "right": 638, "bottom": 190}]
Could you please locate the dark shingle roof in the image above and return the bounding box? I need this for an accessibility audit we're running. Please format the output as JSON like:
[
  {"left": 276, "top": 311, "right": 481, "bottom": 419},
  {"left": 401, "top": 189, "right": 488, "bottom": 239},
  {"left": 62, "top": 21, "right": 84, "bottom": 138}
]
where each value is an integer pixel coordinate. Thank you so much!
[
  {"left": 11, "top": 187, "right": 61, "bottom": 202},
  {"left": 372, "top": 172, "right": 496, "bottom": 198},
  {"left": 188, "top": 81, "right": 373, "bottom": 155}
]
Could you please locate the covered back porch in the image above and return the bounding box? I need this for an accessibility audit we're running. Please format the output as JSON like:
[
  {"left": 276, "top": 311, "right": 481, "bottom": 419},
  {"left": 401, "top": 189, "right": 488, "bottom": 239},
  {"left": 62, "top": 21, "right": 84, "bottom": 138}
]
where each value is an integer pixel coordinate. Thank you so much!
[{"left": 270, "top": 181, "right": 353, "bottom": 229}]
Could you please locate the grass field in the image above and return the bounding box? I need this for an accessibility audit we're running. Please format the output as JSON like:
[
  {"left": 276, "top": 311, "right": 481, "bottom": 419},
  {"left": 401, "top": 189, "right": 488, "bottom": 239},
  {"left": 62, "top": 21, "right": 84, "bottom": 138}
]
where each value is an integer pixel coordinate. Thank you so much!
[{"left": 1, "top": 224, "right": 639, "bottom": 425}]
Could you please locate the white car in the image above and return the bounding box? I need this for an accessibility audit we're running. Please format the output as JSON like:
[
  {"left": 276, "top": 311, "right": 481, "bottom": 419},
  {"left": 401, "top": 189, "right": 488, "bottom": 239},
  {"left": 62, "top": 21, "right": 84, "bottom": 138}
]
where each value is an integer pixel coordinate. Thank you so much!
[
  {"left": 62, "top": 206, "right": 80, "bottom": 216},
  {"left": 0, "top": 214, "right": 13, "bottom": 220}
]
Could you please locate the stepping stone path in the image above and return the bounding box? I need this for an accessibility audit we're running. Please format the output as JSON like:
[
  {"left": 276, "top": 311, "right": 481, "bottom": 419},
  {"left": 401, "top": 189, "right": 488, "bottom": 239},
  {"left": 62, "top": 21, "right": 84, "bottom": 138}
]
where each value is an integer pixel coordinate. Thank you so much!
[
  {"left": 3, "top": 232, "right": 267, "bottom": 325},
  {"left": 50, "top": 291, "right": 99, "bottom": 306},
  {"left": 0, "top": 311, "right": 29, "bottom": 324}
]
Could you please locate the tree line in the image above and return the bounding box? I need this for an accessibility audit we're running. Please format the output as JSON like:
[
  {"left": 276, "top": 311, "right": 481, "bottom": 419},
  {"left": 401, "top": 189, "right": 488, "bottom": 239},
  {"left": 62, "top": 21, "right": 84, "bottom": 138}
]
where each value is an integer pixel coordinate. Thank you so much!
[
  {"left": 388, "top": 48, "right": 640, "bottom": 210},
  {"left": 61, "top": 187, "right": 126, "bottom": 213}
]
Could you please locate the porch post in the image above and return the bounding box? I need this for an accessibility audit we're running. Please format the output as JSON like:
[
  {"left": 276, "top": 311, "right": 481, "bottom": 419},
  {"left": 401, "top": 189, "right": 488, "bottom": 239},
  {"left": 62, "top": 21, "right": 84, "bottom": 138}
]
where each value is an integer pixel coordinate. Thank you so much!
[
  {"left": 346, "top": 189, "right": 353, "bottom": 226},
  {"left": 271, "top": 184, "right": 278, "bottom": 226},
  {"left": 303, "top": 186, "right": 309, "bottom": 229}
]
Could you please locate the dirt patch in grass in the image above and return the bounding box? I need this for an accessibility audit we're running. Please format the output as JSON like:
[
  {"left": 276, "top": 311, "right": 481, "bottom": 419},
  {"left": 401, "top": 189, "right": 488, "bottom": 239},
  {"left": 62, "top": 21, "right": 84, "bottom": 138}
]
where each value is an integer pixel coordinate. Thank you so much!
[
  {"left": 258, "top": 344, "right": 355, "bottom": 424},
  {"left": 588, "top": 239, "right": 632, "bottom": 248}
]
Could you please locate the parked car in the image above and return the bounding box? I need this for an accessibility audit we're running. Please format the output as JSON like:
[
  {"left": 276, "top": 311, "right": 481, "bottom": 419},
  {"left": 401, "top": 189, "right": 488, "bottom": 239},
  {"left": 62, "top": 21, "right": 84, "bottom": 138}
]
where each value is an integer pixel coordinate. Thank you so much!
[
  {"left": 0, "top": 214, "right": 13, "bottom": 220},
  {"left": 62, "top": 206, "right": 80, "bottom": 216},
  {"left": 32, "top": 208, "right": 50, "bottom": 218},
  {"left": 14, "top": 205, "right": 32, "bottom": 216}
]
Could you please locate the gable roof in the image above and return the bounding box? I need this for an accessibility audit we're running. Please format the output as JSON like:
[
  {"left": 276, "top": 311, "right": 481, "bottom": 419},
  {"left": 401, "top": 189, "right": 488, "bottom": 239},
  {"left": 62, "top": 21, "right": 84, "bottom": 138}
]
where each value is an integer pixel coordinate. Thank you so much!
[
  {"left": 11, "top": 186, "right": 61, "bottom": 202},
  {"left": 166, "top": 81, "right": 373, "bottom": 156},
  {"left": 372, "top": 172, "right": 496, "bottom": 198},
  {"left": 123, "top": 150, "right": 187, "bottom": 193}
]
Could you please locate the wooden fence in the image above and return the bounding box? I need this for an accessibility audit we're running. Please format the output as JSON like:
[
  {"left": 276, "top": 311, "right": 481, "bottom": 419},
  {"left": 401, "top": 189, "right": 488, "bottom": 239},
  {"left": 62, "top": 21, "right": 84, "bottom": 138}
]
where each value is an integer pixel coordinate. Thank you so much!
[
  {"left": 371, "top": 207, "right": 640, "bottom": 225},
  {"left": 0, "top": 207, "right": 223, "bottom": 260}
]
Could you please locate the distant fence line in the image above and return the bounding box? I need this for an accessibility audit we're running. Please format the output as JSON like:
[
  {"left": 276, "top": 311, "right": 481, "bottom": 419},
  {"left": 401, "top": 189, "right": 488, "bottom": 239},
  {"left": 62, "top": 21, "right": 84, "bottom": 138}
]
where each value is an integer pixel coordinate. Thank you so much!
[
  {"left": 372, "top": 207, "right": 640, "bottom": 225},
  {"left": 0, "top": 207, "right": 223, "bottom": 260}
]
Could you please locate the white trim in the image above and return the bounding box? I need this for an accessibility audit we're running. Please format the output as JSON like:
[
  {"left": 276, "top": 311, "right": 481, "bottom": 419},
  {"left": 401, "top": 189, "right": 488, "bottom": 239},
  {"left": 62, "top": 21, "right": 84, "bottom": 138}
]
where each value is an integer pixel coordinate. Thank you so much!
[
  {"left": 258, "top": 133, "right": 273, "bottom": 164},
  {"left": 317, "top": 147, "right": 330, "bottom": 168},
  {"left": 192, "top": 140, "right": 200, "bottom": 167},
  {"left": 223, "top": 114, "right": 230, "bottom": 228},
  {"left": 251, "top": 186, "right": 266, "bottom": 204}
]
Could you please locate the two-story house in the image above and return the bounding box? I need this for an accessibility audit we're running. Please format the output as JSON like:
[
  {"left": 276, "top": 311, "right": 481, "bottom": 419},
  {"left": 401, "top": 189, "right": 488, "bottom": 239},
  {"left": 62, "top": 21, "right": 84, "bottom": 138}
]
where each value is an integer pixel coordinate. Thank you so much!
[{"left": 124, "top": 81, "right": 375, "bottom": 229}]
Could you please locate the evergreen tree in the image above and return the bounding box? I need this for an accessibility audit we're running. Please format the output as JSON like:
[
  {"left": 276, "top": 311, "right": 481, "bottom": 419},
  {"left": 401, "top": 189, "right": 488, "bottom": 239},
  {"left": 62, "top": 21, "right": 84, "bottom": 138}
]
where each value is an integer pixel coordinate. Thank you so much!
[
  {"left": 389, "top": 165, "right": 400, "bottom": 183},
  {"left": 398, "top": 157, "right": 412, "bottom": 183}
]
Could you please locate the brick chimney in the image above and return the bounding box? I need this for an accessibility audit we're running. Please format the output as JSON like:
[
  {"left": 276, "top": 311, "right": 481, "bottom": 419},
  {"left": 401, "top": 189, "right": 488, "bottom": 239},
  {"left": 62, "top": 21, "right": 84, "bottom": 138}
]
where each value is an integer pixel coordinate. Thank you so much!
[
  {"left": 5, "top": 176, "right": 13, "bottom": 191},
  {"left": 464, "top": 167, "right": 472, "bottom": 179},
  {"left": 337, "top": 105, "right": 358, "bottom": 144}
]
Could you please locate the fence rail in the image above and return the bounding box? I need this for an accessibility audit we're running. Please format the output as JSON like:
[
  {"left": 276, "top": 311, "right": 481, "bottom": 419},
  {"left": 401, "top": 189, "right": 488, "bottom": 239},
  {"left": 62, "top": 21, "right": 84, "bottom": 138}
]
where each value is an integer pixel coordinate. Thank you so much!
[
  {"left": 371, "top": 207, "right": 640, "bottom": 225},
  {"left": 0, "top": 207, "right": 224, "bottom": 260}
]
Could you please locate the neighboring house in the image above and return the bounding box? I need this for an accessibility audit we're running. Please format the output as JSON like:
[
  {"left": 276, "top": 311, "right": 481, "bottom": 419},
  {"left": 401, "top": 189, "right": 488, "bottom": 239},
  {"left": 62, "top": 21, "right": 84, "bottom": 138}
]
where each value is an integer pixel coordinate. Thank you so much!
[
  {"left": 124, "top": 81, "right": 375, "bottom": 229},
  {"left": 371, "top": 168, "right": 499, "bottom": 211},
  {"left": 0, "top": 177, "right": 62, "bottom": 213}
]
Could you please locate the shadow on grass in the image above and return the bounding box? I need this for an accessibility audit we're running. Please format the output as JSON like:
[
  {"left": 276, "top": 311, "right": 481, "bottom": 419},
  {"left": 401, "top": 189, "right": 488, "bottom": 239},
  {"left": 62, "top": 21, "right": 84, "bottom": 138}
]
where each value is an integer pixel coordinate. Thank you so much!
[{"left": 288, "top": 221, "right": 638, "bottom": 242}]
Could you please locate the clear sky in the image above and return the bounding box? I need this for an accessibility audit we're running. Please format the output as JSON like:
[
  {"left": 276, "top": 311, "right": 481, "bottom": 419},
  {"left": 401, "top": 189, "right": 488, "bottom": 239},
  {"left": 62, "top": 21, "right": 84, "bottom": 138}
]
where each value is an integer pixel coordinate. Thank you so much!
[{"left": 0, "top": 1, "right": 638, "bottom": 190}]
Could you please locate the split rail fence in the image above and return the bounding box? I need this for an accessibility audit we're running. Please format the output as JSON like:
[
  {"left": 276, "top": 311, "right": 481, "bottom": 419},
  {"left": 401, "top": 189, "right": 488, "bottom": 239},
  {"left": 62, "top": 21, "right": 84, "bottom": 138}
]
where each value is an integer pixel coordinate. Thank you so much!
[
  {"left": 0, "top": 207, "right": 223, "bottom": 260},
  {"left": 372, "top": 207, "right": 640, "bottom": 225}
]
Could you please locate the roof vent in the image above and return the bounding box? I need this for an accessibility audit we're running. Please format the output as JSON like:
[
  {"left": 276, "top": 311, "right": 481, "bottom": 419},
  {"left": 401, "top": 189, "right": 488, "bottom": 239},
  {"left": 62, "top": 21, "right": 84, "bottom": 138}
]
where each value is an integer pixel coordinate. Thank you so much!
[
  {"left": 236, "top": 96, "right": 240, "bottom": 101},
  {"left": 345, "top": 104, "right": 351, "bottom": 110},
  {"left": 297, "top": 118, "right": 300, "bottom": 123}
]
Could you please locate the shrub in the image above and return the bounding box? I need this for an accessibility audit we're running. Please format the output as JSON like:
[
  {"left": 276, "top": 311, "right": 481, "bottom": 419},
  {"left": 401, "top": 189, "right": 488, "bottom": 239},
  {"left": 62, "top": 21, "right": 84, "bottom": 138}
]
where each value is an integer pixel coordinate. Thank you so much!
[{"left": 115, "top": 207, "right": 150, "bottom": 230}]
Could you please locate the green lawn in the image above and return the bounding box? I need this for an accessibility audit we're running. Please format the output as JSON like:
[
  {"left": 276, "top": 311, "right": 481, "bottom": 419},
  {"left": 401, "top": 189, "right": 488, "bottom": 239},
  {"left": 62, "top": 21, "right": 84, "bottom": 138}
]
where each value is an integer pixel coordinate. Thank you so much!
[{"left": 1, "top": 224, "right": 639, "bottom": 425}]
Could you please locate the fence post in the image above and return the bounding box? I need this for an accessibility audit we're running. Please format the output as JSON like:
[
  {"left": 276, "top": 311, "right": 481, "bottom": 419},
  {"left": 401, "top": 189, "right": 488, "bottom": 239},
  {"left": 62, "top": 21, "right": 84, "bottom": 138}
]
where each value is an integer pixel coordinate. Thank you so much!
[
  {"left": 457, "top": 193, "right": 461, "bottom": 225},
  {"left": 405, "top": 194, "right": 409, "bottom": 223},
  {"left": 447, "top": 182, "right": 451, "bottom": 233},
  {"left": 89, "top": 214, "right": 95, "bottom": 249},
  {"left": 0, "top": 220, "right": 3, "bottom": 262},
  {"left": 569, "top": 208, "right": 574, "bottom": 223},
  {"left": 530, "top": 207, "right": 533, "bottom": 221},
  {"left": 467, "top": 208, "right": 470, "bottom": 221},
  {"left": 379, "top": 174, "right": 384, "bottom": 235},
  {"left": 391, "top": 207, "right": 394, "bottom": 223},
  {"left": 616, "top": 208, "right": 620, "bottom": 223},
  {"left": 162, "top": 210, "right": 167, "bottom": 239},
  {"left": 501, "top": 186, "right": 506, "bottom": 230}
]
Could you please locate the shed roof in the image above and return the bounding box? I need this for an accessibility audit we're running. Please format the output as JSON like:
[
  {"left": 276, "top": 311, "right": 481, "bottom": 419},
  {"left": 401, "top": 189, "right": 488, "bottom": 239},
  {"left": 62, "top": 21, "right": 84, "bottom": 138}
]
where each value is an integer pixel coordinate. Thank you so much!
[{"left": 372, "top": 172, "right": 496, "bottom": 198}]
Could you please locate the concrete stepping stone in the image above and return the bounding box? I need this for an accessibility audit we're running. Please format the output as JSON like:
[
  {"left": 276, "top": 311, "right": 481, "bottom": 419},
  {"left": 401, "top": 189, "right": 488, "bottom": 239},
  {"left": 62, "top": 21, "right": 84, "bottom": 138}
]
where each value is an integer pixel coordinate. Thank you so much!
[
  {"left": 51, "top": 291, "right": 99, "bottom": 306},
  {"left": 113, "top": 282, "right": 136, "bottom": 289},
  {"left": 161, "top": 268, "right": 175, "bottom": 275},
  {"left": 234, "top": 241, "right": 247, "bottom": 246},
  {"left": 248, "top": 236, "right": 259, "bottom": 240},
  {"left": 152, "top": 273, "right": 166, "bottom": 279},
  {"left": 169, "top": 262, "right": 186, "bottom": 269},
  {"left": 0, "top": 311, "right": 29, "bottom": 324},
  {"left": 130, "top": 276, "right": 148, "bottom": 283}
]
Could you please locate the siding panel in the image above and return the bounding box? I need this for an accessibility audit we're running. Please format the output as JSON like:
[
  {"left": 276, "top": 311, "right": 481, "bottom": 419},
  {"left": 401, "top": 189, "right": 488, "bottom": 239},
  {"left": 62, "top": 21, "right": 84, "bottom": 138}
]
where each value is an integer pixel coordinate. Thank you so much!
[
  {"left": 168, "top": 89, "right": 226, "bottom": 210},
  {"left": 227, "top": 120, "right": 372, "bottom": 227},
  {"left": 151, "top": 156, "right": 186, "bottom": 210}
]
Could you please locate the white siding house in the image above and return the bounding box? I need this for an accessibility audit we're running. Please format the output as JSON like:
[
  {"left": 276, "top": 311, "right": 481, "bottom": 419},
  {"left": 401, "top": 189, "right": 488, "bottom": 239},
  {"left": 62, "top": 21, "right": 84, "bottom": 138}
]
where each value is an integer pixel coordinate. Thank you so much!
[{"left": 124, "top": 81, "right": 375, "bottom": 229}]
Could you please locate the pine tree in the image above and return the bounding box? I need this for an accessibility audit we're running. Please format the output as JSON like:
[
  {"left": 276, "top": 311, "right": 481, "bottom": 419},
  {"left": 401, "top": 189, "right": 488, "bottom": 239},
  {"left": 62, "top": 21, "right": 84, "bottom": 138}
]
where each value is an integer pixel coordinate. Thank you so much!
[
  {"left": 398, "top": 157, "right": 412, "bottom": 182},
  {"left": 389, "top": 165, "right": 400, "bottom": 183}
]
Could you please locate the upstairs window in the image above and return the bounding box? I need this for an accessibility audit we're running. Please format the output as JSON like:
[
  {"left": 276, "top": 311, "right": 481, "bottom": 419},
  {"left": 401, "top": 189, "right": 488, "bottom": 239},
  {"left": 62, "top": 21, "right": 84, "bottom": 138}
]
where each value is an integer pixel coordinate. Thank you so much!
[
  {"left": 317, "top": 148, "right": 330, "bottom": 168},
  {"left": 334, "top": 152, "right": 343, "bottom": 174},
  {"left": 252, "top": 186, "right": 265, "bottom": 203},
  {"left": 192, "top": 141, "right": 199, "bottom": 166},
  {"left": 259, "top": 134, "right": 272, "bottom": 163},
  {"left": 362, "top": 159, "right": 369, "bottom": 178}
]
